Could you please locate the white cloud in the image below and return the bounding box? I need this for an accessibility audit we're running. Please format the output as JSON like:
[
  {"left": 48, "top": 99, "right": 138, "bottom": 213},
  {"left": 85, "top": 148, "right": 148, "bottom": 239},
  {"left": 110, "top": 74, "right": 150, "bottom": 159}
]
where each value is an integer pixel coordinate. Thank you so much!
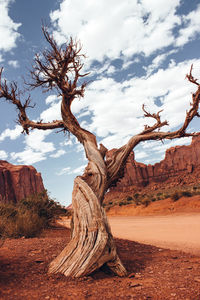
[
  {"left": 176, "top": 4, "right": 200, "bottom": 47},
  {"left": 8, "top": 60, "right": 19, "bottom": 68},
  {"left": 50, "top": 149, "right": 66, "bottom": 158},
  {"left": 0, "top": 0, "right": 21, "bottom": 52},
  {"left": 56, "top": 164, "right": 86, "bottom": 176},
  {"left": 56, "top": 167, "right": 71, "bottom": 176},
  {"left": 0, "top": 150, "right": 8, "bottom": 160},
  {"left": 50, "top": 0, "right": 181, "bottom": 65},
  {"left": 45, "top": 95, "right": 59, "bottom": 104},
  {"left": 60, "top": 139, "right": 73, "bottom": 147},
  {"left": 70, "top": 58, "right": 200, "bottom": 151},
  {"left": 40, "top": 99, "right": 62, "bottom": 122},
  {"left": 0, "top": 125, "right": 21, "bottom": 141},
  {"left": 10, "top": 130, "right": 55, "bottom": 164},
  {"left": 25, "top": 130, "right": 55, "bottom": 153},
  {"left": 144, "top": 50, "right": 177, "bottom": 76},
  {"left": 135, "top": 150, "right": 148, "bottom": 160},
  {"left": 11, "top": 149, "right": 46, "bottom": 165}
]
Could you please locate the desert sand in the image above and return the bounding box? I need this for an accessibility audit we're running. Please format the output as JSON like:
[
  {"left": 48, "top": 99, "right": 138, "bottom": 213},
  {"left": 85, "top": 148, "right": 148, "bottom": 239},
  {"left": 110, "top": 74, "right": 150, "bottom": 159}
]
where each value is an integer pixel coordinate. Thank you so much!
[
  {"left": 60, "top": 212, "right": 200, "bottom": 255},
  {"left": 108, "top": 214, "right": 200, "bottom": 255}
]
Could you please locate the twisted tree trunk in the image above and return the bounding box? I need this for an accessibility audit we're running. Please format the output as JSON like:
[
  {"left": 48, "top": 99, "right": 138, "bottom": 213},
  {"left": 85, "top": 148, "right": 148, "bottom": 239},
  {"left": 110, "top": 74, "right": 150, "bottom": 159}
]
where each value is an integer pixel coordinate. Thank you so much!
[{"left": 49, "top": 176, "right": 127, "bottom": 277}]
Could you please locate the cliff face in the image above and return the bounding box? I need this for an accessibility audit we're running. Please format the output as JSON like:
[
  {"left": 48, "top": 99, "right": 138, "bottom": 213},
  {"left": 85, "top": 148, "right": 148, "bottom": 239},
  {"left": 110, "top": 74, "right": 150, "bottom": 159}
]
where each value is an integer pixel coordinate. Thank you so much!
[
  {"left": 110, "top": 136, "right": 200, "bottom": 192},
  {"left": 0, "top": 160, "right": 45, "bottom": 203}
]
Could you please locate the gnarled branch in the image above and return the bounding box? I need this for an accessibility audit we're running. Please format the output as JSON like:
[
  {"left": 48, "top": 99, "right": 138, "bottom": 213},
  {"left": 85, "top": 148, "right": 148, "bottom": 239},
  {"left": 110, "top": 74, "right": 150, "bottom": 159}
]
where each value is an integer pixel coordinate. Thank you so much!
[
  {"left": 28, "top": 26, "right": 89, "bottom": 103},
  {"left": 0, "top": 68, "right": 64, "bottom": 134},
  {"left": 106, "top": 66, "right": 200, "bottom": 187}
]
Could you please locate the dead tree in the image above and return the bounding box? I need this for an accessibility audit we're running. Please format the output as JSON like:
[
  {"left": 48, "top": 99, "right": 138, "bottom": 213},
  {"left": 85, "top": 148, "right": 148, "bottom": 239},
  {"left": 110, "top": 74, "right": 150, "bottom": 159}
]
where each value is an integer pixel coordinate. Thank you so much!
[{"left": 0, "top": 28, "right": 200, "bottom": 277}]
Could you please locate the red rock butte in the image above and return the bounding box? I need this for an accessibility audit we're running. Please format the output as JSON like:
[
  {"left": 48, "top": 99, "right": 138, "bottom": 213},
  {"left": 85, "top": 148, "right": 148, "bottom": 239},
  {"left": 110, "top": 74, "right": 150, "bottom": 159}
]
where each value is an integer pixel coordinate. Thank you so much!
[
  {"left": 109, "top": 135, "right": 200, "bottom": 193},
  {"left": 0, "top": 160, "right": 45, "bottom": 203}
]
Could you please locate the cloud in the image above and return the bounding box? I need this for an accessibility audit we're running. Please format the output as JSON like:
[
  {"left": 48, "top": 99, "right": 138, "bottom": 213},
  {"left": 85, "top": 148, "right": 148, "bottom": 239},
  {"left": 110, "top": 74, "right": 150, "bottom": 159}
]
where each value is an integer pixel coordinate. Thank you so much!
[
  {"left": 45, "top": 95, "right": 60, "bottom": 104},
  {"left": 0, "top": 125, "right": 21, "bottom": 141},
  {"left": 40, "top": 96, "right": 62, "bottom": 122},
  {"left": 144, "top": 50, "right": 177, "bottom": 76},
  {"left": 56, "top": 167, "right": 71, "bottom": 176},
  {"left": 69, "top": 58, "right": 200, "bottom": 151},
  {"left": 0, "top": 0, "right": 21, "bottom": 52},
  {"left": 176, "top": 4, "right": 200, "bottom": 47},
  {"left": 8, "top": 60, "right": 19, "bottom": 68},
  {"left": 56, "top": 164, "right": 86, "bottom": 176},
  {"left": 11, "top": 148, "right": 46, "bottom": 165},
  {"left": 0, "top": 150, "right": 8, "bottom": 160},
  {"left": 10, "top": 130, "right": 55, "bottom": 164},
  {"left": 135, "top": 150, "right": 148, "bottom": 160},
  {"left": 50, "top": 0, "right": 183, "bottom": 65},
  {"left": 50, "top": 149, "right": 66, "bottom": 158}
]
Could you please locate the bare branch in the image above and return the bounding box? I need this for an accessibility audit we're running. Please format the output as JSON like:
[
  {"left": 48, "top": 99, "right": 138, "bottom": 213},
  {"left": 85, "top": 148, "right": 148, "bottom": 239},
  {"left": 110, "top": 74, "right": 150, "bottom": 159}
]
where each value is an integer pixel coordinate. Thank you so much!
[
  {"left": 27, "top": 26, "right": 89, "bottom": 105},
  {"left": 0, "top": 68, "right": 64, "bottom": 134},
  {"left": 141, "top": 104, "right": 168, "bottom": 134},
  {"left": 106, "top": 65, "right": 200, "bottom": 188}
]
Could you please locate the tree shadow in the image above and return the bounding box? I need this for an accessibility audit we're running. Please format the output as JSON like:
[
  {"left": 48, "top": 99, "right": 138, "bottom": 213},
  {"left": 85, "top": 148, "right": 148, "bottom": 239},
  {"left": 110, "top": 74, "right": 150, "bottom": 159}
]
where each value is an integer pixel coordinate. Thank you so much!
[{"left": 91, "top": 237, "right": 160, "bottom": 279}]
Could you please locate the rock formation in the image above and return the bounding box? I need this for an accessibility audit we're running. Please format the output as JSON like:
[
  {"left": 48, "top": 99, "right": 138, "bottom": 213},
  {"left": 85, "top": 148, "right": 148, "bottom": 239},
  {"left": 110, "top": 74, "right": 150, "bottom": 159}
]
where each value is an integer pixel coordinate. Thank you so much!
[
  {"left": 109, "top": 136, "right": 200, "bottom": 193},
  {"left": 0, "top": 160, "right": 45, "bottom": 203}
]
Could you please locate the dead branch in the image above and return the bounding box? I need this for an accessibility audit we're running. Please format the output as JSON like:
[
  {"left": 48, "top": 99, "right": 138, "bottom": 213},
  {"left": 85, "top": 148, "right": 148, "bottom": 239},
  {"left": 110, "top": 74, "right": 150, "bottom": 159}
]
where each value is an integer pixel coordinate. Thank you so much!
[
  {"left": 141, "top": 104, "right": 168, "bottom": 134},
  {"left": 106, "top": 65, "right": 200, "bottom": 187},
  {"left": 0, "top": 67, "right": 64, "bottom": 134},
  {"left": 27, "top": 26, "right": 89, "bottom": 106}
]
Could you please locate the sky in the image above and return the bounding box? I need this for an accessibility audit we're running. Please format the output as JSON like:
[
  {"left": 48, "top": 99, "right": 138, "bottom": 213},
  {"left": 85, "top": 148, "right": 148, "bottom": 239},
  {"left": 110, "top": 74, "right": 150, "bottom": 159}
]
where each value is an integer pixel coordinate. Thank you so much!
[{"left": 0, "top": 0, "right": 200, "bottom": 206}]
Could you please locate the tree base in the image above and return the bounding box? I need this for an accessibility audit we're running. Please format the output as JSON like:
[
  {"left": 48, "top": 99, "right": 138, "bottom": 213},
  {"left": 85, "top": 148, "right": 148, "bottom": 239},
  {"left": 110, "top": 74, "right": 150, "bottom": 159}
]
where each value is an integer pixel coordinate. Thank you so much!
[{"left": 49, "top": 177, "right": 127, "bottom": 277}]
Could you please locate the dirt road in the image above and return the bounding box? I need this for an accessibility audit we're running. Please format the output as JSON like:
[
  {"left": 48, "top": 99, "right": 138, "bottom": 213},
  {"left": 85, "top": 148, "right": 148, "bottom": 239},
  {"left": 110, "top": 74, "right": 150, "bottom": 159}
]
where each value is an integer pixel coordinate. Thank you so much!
[
  {"left": 108, "top": 214, "right": 200, "bottom": 255},
  {"left": 60, "top": 213, "right": 200, "bottom": 255}
]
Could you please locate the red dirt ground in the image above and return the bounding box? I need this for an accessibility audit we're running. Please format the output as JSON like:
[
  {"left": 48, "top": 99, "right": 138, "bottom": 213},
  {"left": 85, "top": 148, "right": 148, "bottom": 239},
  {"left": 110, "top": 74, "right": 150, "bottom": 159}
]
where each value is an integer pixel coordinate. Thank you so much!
[{"left": 1, "top": 225, "right": 200, "bottom": 300}]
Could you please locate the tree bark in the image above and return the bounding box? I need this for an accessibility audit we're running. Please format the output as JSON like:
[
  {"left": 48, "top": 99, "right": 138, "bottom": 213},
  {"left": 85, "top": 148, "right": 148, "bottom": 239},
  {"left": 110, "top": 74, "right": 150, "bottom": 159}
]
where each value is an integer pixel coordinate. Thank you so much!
[{"left": 49, "top": 176, "right": 127, "bottom": 277}]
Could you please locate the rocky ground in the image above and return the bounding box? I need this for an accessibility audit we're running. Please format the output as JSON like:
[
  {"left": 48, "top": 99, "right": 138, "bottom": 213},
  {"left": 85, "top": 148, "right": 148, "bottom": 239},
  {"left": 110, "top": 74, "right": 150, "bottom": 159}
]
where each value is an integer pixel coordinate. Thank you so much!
[{"left": 0, "top": 225, "right": 200, "bottom": 300}]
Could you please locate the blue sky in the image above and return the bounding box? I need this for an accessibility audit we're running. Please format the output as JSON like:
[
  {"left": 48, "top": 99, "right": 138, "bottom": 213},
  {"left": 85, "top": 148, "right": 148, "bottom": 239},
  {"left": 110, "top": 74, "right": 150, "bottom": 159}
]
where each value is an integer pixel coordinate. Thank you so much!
[{"left": 0, "top": 0, "right": 200, "bottom": 206}]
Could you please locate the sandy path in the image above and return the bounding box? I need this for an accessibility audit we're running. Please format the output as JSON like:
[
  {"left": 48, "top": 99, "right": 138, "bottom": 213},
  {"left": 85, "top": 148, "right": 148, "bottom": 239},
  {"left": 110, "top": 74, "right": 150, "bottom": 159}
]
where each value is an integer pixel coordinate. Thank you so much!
[
  {"left": 108, "top": 214, "right": 200, "bottom": 255},
  {"left": 59, "top": 213, "right": 200, "bottom": 255}
]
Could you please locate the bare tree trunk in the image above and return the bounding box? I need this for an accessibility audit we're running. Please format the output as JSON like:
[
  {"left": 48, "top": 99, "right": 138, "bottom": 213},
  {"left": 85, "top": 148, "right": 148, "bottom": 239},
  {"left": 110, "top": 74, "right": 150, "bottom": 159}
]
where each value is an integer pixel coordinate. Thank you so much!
[{"left": 49, "top": 177, "right": 127, "bottom": 277}]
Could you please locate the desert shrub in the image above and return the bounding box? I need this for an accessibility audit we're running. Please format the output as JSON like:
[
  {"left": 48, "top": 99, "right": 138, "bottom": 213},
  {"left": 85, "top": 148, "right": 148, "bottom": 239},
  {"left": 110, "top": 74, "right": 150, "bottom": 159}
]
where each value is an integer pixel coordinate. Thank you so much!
[
  {"left": 126, "top": 196, "right": 133, "bottom": 202},
  {"left": 157, "top": 192, "right": 162, "bottom": 197},
  {"left": 134, "top": 193, "right": 139, "bottom": 199},
  {"left": 141, "top": 198, "right": 151, "bottom": 207},
  {"left": 0, "top": 191, "right": 68, "bottom": 239},
  {"left": 171, "top": 192, "right": 180, "bottom": 202},
  {"left": 180, "top": 191, "right": 192, "bottom": 197},
  {"left": 1, "top": 211, "right": 44, "bottom": 238}
]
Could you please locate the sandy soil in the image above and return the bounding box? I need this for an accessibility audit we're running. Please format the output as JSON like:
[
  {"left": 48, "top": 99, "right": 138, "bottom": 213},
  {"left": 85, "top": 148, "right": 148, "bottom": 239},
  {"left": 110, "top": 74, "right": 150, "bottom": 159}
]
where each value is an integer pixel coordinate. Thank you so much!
[
  {"left": 108, "top": 214, "right": 200, "bottom": 256},
  {"left": 1, "top": 197, "right": 200, "bottom": 299},
  {"left": 1, "top": 226, "right": 200, "bottom": 299}
]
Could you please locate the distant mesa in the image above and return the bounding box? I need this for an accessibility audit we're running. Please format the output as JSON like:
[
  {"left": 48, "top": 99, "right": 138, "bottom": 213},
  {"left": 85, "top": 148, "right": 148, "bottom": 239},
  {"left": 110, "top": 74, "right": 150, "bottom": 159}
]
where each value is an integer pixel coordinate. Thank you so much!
[
  {"left": 107, "top": 135, "right": 200, "bottom": 195},
  {"left": 0, "top": 160, "right": 45, "bottom": 203}
]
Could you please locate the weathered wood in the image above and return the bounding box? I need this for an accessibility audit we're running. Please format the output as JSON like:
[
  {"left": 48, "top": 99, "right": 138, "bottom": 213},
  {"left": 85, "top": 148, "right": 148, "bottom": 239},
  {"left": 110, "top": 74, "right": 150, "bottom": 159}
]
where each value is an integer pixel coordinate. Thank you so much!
[{"left": 49, "top": 177, "right": 127, "bottom": 277}]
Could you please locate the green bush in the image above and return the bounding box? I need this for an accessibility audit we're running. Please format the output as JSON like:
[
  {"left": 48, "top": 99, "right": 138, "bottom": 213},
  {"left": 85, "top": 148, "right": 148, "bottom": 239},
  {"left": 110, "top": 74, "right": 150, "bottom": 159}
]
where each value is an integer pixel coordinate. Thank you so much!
[
  {"left": 171, "top": 192, "right": 180, "bottom": 202},
  {"left": 126, "top": 196, "right": 133, "bottom": 202},
  {"left": 0, "top": 191, "right": 68, "bottom": 239},
  {"left": 181, "top": 191, "right": 192, "bottom": 197}
]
